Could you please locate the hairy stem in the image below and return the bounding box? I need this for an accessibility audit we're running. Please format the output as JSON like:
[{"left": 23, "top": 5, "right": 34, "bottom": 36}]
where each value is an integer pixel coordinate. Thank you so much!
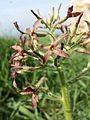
[{"left": 57, "top": 67, "right": 72, "bottom": 120}]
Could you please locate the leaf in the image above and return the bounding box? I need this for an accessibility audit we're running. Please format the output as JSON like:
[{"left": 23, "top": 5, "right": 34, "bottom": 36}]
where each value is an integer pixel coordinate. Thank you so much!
[
  {"left": 20, "top": 87, "right": 35, "bottom": 95},
  {"left": 53, "top": 47, "right": 70, "bottom": 58},
  {"left": 32, "top": 94, "right": 39, "bottom": 109}
]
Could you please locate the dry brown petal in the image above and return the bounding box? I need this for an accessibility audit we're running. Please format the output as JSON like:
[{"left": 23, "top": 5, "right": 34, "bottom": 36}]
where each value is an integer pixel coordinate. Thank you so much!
[
  {"left": 12, "top": 45, "right": 23, "bottom": 51},
  {"left": 32, "top": 94, "right": 39, "bottom": 109},
  {"left": 67, "top": 6, "right": 81, "bottom": 18},
  {"left": 14, "top": 22, "right": 25, "bottom": 34},
  {"left": 74, "top": 48, "right": 90, "bottom": 55},
  {"left": 43, "top": 50, "right": 52, "bottom": 64},
  {"left": 26, "top": 28, "right": 31, "bottom": 35},
  {"left": 84, "top": 20, "right": 90, "bottom": 31},
  {"left": 52, "top": 34, "right": 67, "bottom": 47},
  {"left": 33, "top": 19, "right": 41, "bottom": 31},
  {"left": 20, "top": 87, "right": 35, "bottom": 95},
  {"left": 53, "top": 47, "right": 69, "bottom": 58},
  {"left": 13, "top": 79, "right": 17, "bottom": 88}
]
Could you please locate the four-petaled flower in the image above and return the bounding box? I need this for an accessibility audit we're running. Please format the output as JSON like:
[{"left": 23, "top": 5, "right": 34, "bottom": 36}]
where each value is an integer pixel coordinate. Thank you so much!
[{"left": 42, "top": 34, "right": 70, "bottom": 64}]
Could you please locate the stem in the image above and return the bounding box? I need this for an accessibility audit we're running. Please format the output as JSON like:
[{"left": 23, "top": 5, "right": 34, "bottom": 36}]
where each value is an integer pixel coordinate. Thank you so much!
[{"left": 57, "top": 67, "right": 72, "bottom": 120}]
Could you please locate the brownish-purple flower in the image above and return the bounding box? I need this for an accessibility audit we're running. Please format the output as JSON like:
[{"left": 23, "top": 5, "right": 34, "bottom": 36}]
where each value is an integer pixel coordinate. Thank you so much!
[{"left": 42, "top": 34, "right": 70, "bottom": 64}]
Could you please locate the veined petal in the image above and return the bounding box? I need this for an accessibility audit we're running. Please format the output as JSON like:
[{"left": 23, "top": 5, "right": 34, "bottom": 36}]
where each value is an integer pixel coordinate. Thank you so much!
[{"left": 53, "top": 47, "right": 69, "bottom": 58}]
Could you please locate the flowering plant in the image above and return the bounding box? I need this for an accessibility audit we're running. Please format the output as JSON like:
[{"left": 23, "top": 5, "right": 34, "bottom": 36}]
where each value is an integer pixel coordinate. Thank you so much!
[{"left": 10, "top": 5, "right": 90, "bottom": 120}]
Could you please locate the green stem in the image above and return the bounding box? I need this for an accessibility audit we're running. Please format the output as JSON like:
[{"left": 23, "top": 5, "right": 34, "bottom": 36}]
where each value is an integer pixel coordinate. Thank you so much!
[{"left": 57, "top": 67, "right": 72, "bottom": 120}]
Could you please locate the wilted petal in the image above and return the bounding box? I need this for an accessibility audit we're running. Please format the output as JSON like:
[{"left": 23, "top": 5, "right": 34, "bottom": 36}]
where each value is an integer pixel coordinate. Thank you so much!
[
  {"left": 53, "top": 47, "right": 69, "bottom": 58},
  {"left": 11, "top": 61, "right": 21, "bottom": 69},
  {"left": 82, "top": 39, "right": 90, "bottom": 46},
  {"left": 43, "top": 50, "right": 52, "bottom": 64},
  {"left": 74, "top": 48, "right": 90, "bottom": 55},
  {"left": 84, "top": 20, "right": 90, "bottom": 31},
  {"left": 67, "top": 6, "right": 81, "bottom": 18},
  {"left": 20, "top": 87, "right": 35, "bottom": 95},
  {"left": 12, "top": 45, "right": 23, "bottom": 51},
  {"left": 13, "top": 79, "right": 17, "bottom": 88},
  {"left": 35, "top": 76, "right": 46, "bottom": 89},
  {"left": 26, "top": 28, "right": 31, "bottom": 35},
  {"left": 52, "top": 34, "right": 67, "bottom": 47},
  {"left": 32, "top": 94, "right": 39, "bottom": 109},
  {"left": 72, "top": 12, "right": 82, "bottom": 17},
  {"left": 14, "top": 22, "right": 25, "bottom": 34},
  {"left": 11, "top": 71, "right": 17, "bottom": 79},
  {"left": 33, "top": 19, "right": 41, "bottom": 31},
  {"left": 60, "top": 25, "right": 68, "bottom": 33}
]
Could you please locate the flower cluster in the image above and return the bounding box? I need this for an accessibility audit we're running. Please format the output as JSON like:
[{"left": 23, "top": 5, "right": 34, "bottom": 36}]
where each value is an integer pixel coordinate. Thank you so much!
[{"left": 10, "top": 5, "right": 90, "bottom": 109}]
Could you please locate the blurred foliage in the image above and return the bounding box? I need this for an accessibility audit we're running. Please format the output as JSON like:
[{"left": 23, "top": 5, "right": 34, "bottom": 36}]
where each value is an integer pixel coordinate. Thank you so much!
[{"left": 0, "top": 38, "right": 90, "bottom": 120}]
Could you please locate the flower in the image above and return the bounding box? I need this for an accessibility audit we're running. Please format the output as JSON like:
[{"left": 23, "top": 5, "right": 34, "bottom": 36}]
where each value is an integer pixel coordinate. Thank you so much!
[
  {"left": 42, "top": 34, "right": 70, "bottom": 64},
  {"left": 20, "top": 86, "right": 38, "bottom": 109}
]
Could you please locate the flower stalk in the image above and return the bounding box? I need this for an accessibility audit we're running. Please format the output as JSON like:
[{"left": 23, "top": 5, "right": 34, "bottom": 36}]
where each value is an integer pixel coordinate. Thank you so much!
[{"left": 57, "top": 67, "right": 72, "bottom": 120}]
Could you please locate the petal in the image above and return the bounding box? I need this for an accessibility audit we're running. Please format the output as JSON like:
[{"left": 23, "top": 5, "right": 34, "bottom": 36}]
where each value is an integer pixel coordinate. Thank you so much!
[
  {"left": 35, "top": 76, "right": 46, "bottom": 89},
  {"left": 53, "top": 47, "right": 69, "bottom": 58},
  {"left": 74, "top": 48, "right": 90, "bottom": 55},
  {"left": 32, "top": 94, "right": 39, "bottom": 109},
  {"left": 20, "top": 87, "right": 35, "bottom": 95},
  {"left": 43, "top": 50, "right": 52, "bottom": 64},
  {"left": 13, "top": 79, "right": 17, "bottom": 88},
  {"left": 72, "top": 12, "right": 82, "bottom": 17},
  {"left": 33, "top": 19, "right": 41, "bottom": 31},
  {"left": 26, "top": 28, "right": 31, "bottom": 35},
  {"left": 84, "top": 20, "right": 90, "bottom": 31},
  {"left": 67, "top": 6, "right": 81, "bottom": 18},
  {"left": 14, "top": 22, "right": 25, "bottom": 34},
  {"left": 52, "top": 34, "right": 67, "bottom": 47},
  {"left": 12, "top": 45, "right": 23, "bottom": 51}
]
